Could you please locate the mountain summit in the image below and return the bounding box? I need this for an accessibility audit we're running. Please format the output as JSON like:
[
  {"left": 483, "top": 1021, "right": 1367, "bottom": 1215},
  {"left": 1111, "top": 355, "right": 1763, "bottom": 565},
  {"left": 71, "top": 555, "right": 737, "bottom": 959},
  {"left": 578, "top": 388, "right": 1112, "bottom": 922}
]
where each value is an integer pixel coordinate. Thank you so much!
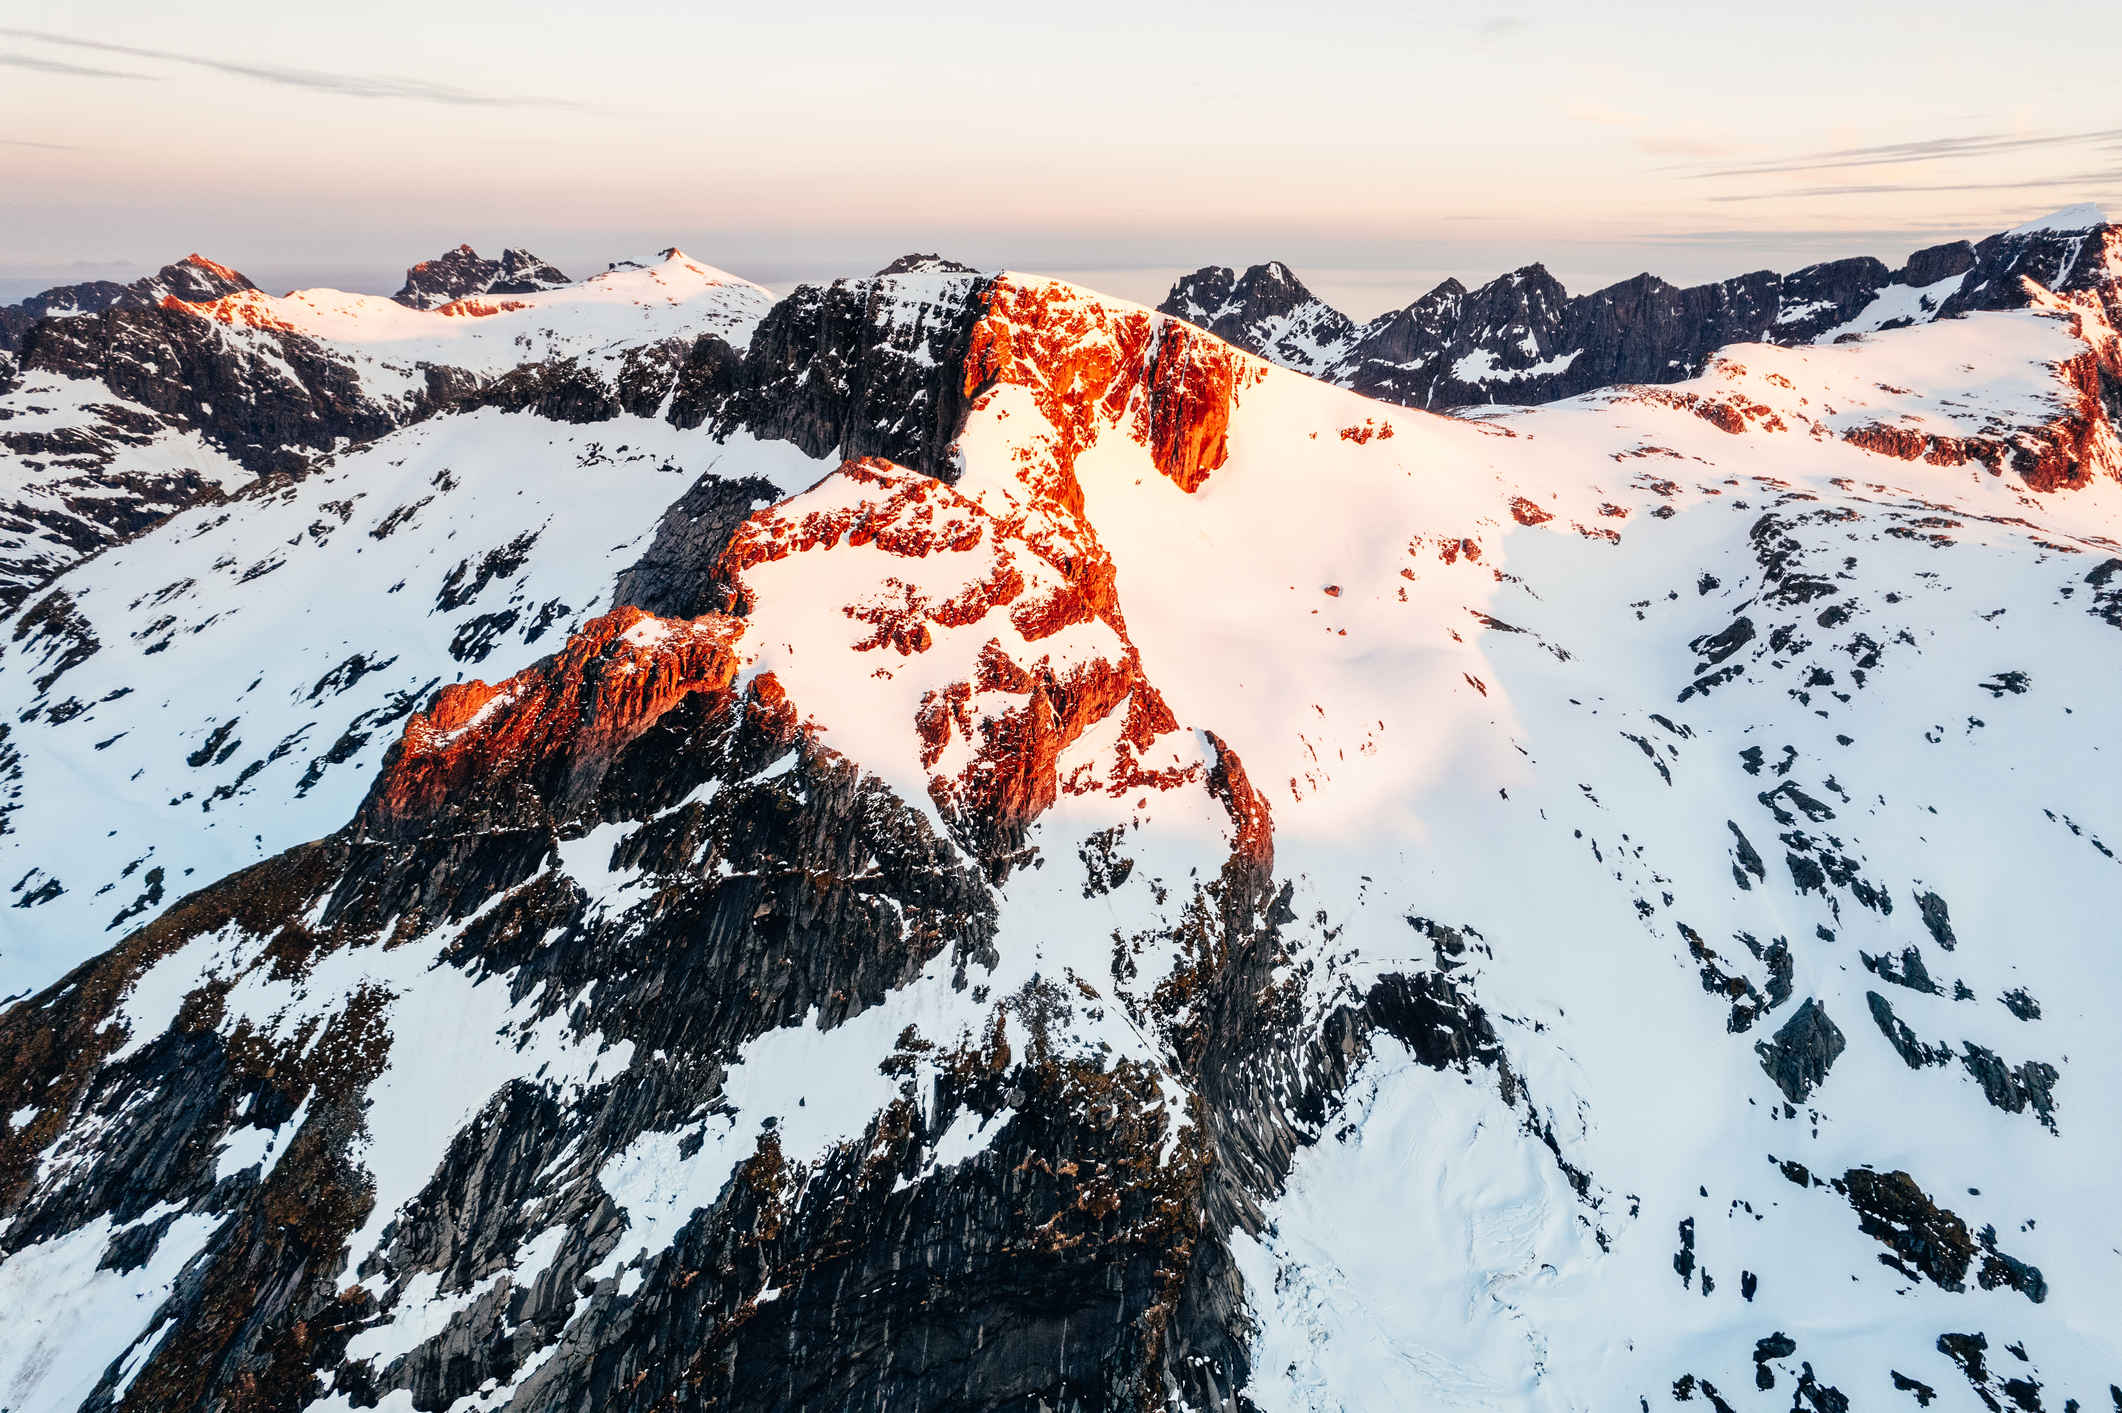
[
  {"left": 0, "top": 253, "right": 254, "bottom": 354},
  {"left": 392, "top": 244, "right": 572, "bottom": 309},
  {"left": 1161, "top": 259, "right": 1357, "bottom": 374}
]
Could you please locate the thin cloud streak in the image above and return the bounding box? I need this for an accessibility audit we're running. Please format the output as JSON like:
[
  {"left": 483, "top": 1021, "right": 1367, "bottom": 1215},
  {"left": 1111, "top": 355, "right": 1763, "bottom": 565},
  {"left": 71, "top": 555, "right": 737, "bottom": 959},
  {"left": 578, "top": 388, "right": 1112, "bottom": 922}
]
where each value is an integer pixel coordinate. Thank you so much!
[
  {"left": 1692, "top": 127, "right": 2122, "bottom": 179},
  {"left": 0, "top": 50, "right": 153, "bottom": 80},
  {"left": 1, "top": 26, "right": 584, "bottom": 108},
  {"left": 1709, "top": 169, "right": 2122, "bottom": 202},
  {"left": 0, "top": 136, "right": 81, "bottom": 149}
]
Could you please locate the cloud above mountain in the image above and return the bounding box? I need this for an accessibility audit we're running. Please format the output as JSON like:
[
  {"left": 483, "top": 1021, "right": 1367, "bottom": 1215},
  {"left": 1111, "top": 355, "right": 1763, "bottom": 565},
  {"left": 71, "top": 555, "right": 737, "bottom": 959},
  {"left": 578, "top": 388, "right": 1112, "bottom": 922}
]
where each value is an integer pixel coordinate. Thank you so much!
[{"left": 0, "top": 25, "right": 581, "bottom": 107}]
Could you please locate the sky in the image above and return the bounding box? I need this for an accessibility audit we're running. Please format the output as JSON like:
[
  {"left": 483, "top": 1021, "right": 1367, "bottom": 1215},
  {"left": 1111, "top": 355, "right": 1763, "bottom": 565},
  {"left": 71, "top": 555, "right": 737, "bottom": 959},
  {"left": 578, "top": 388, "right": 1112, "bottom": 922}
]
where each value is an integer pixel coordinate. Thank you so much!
[{"left": 3, "top": 0, "right": 2119, "bottom": 317}]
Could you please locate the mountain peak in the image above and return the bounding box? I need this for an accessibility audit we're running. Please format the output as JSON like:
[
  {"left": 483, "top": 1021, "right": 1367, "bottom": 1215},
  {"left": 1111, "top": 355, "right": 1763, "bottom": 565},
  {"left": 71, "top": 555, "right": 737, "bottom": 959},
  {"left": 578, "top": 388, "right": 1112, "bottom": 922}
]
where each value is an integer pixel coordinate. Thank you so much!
[
  {"left": 2007, "top": 203, "right": 2109, "bottom": 237},
  {"left": 141, "top": 252, "right": 256, "bottom": 304},
  {"left": 180, "top": 253, "right": 248, "bottom": 283},
  {"left": 1234, "top": 259, "right": 1313, "bottom": 299},
  {"left": 1156, "top": 260, "right": 1354, "bottom": 376},
  {"left": 875, "top": 252, "right": 979, "bottom": 276},
  {"left": 1502, "top": 261, "right": 1560, "bottom": 287},
  {"left": 396, "top": 243, "right": 570, "bottom": 308}
]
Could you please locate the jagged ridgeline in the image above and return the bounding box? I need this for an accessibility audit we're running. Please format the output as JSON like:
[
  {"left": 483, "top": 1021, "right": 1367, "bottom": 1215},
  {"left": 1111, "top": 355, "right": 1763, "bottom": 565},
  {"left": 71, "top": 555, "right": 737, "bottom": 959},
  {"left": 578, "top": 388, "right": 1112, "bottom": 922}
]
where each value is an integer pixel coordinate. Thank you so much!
[
  {"left": 1, "top": 213, "right": 2120, "bottom": 1411},
  {"left": 1162, "top": 205, "right": 2122, "bottom": 409}
]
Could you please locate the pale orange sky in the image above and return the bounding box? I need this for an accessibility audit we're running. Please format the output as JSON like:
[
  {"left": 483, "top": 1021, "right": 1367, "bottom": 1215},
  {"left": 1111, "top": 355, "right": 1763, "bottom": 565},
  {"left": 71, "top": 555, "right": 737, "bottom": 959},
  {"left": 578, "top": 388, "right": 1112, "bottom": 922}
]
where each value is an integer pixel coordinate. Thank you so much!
[{"left": 4, "top": 0, "right": 2118, "bottom": 311}]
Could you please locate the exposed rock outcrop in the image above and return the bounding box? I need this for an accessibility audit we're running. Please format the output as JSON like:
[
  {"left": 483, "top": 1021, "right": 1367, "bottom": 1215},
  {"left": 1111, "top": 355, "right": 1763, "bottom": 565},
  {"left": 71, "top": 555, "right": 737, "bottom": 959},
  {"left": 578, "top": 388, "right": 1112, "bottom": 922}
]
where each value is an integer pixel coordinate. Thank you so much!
[
  {"left": 0, "top": 253, "right": 254, "bottom": 353},
  {"left": 726, "top": 266, "right": 994, "bottom": 475},
  {"left": 393, "top": 244, "right": 570, "bottom": 309}
]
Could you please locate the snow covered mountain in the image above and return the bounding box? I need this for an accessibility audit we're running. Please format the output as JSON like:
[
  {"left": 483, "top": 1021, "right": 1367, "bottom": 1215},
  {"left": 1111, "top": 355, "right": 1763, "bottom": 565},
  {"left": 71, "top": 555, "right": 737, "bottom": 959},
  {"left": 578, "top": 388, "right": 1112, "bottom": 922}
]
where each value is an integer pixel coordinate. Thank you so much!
[
  {"left": 1164, "top": 205, "right": 2122, "bottom": 411},
  {"left": 0, "top": 249, "right": 770, "bottom": 607},
  {"left": 0, "top": 255, "right": 256, "bottom": 355},
  {"left": 1, "top": 218, "right": 2120, "bottom": 1413}
]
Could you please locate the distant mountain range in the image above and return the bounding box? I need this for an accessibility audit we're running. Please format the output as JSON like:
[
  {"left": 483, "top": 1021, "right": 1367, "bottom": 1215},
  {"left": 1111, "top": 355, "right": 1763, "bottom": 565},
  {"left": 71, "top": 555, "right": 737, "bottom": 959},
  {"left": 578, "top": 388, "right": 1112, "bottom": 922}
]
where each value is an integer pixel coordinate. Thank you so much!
[{"left": 1160, "top": 204, "right": 2122, "bottom": 408}]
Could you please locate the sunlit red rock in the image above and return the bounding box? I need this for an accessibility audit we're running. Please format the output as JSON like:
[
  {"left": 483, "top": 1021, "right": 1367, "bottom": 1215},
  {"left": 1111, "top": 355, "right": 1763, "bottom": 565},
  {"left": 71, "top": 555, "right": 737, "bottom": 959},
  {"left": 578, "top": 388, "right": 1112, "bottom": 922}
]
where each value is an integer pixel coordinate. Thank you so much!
[
  {"left": 369, "top": 605, "right": 742, "bottom": 827},
  {"left": 166, "top": 289, "right": 305, "bottom": 335},
  {"left": 719, "top": 453, "right": 1270, "bottom": 865},
  {"left": 434, "top": 296, "right": 536, "bottom": 320},
  {"left": 1638, "top": 385, "right": 1788, "bottom": 436},
  {"left": 964, "top": 276, "right": 1256, "bottom": 496},
  {"left": 178, "top": 254, "right": 250, "bottom": 290}
]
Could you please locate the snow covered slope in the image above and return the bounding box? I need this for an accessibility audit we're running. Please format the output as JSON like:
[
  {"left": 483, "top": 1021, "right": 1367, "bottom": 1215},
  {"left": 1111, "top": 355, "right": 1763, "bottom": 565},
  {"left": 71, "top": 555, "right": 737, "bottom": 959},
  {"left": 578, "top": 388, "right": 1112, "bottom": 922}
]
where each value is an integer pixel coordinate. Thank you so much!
[
  {"left": 1, "top": 257, "right": 266, "bottom": 610},
  {"left": 0, "top": 370, "right": 252, "bottom": 608},
  {"left": 0, "top": 409, "right": 821, "bottom": 1000},
  {"left": 0, "top": 252, "right": 2119, "bottom": 1413}
]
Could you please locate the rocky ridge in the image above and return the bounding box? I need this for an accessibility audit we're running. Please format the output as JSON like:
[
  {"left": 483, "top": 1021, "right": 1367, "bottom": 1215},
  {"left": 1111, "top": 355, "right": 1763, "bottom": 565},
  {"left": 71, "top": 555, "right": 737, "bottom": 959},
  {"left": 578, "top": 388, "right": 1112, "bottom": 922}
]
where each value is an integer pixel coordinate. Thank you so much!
[
  {"left": 391, "top": 245, "right": 572, "bottom": 310},
  {"left": 0, "top": 255, "right": 255, "bottom": 355},
  {"left": 1163, "top": 206, "right": 2122, "bottom": 410}
]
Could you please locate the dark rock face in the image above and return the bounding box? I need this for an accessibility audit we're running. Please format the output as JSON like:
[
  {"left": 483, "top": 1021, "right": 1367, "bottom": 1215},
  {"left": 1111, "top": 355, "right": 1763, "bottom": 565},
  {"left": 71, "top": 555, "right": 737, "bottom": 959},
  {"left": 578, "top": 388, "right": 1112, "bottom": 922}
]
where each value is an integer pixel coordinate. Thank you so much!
[
  {"left": 17, "top": 304, "right": 399, "bottom": 476},
  {"left": 1839, "top": 1167, "right": 1975, "bottom": 1290},
  {"left": 1943, "top": 222, "right": 2122, "bottom": 320},
  {"left": 1160, "top": 261, "right": 1357, "bottom": 374},
  {"left": 1162, "top": 219, "right": 2122, "bottom": 409},
  {"left": 1862, "top": 945, "right": 1941, "bottom": 994},
  {"left": 0, "top": 254, "right": 255, "bottom": 353},
  {"left": 0, "top": 281, "right": 130, "bottom": 352},
  {"left": 1899, "top": 241, "right": 1977, "bottom": 288},
  {"left": 491, "top": 247, "right": 572, "bottom": 294},
  {"left": 393, "top": 243, "right": 571, "bottom": 309},
  {"left": 1833, "top": 1169, "right": 2047, "bottom": 1309},
  {"left": 610, "top": 472, "right": 784, "bottom": 618},
  {"left": 1328, "top": 254, "right": 1859, "bottom": 407},
  {"left": 1756, "top": 996, "right": 1845, "bottom": 1103},
  {"left": 455, "top": 337, "right": 699, "bottom": 426},
  {"left": 727, "top": 270, "right": 994, "bottom": 478},
  {"left": 662, "top": 332, "right": 749, "bottom": 432},
  {"left": 1960, "top": 1044, "right": 2059, "bottom": 1130},
  {"left": 1867, "top": 990, "right": 1952, "bottom": 1070},
  {"left": 144, "top": 253, "right": 259, "bottom": 305}
]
